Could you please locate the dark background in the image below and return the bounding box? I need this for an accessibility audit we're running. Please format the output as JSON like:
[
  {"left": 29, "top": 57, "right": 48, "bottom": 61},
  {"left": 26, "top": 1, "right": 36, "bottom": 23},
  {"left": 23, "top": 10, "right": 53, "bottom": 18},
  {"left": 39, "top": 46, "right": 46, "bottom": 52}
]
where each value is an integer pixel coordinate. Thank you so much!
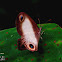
[{"left": 0, "top": 0, "right": 62, "bottom": 30}]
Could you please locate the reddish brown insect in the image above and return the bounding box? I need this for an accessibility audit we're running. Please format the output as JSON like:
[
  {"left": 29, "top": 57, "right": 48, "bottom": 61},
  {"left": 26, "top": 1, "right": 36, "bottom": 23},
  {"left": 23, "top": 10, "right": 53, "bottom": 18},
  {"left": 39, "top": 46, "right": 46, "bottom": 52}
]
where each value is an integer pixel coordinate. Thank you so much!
[{"left": 15, "top": 12, "right": 41, "bottom": 52}]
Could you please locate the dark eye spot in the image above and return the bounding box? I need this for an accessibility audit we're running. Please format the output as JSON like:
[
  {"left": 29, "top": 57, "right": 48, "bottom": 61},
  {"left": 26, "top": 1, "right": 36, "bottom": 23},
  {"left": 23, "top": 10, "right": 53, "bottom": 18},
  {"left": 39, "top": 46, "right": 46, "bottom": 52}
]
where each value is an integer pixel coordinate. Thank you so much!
[
  {"left": 21, "top": 16, "right": 23, "bottom": 21},
  {"left": 29, "top": 44, "right": 34, "bottom": 48}
]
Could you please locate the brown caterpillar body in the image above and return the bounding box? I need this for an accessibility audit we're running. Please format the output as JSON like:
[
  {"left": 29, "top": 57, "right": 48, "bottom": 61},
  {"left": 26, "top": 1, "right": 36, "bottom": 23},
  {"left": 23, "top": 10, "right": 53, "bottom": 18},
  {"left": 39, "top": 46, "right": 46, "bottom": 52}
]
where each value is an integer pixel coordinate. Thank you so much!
[{"left": 16, "top": 12, "right": 40, "bottom": 52}]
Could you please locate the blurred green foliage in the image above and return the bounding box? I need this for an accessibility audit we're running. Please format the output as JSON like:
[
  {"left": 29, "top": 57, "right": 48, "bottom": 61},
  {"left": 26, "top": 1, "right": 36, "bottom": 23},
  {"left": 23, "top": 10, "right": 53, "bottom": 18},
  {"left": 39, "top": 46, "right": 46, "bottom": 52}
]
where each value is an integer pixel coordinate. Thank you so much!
[{"left": 0, "top": 23, "right": 62, "bottom": 62}]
